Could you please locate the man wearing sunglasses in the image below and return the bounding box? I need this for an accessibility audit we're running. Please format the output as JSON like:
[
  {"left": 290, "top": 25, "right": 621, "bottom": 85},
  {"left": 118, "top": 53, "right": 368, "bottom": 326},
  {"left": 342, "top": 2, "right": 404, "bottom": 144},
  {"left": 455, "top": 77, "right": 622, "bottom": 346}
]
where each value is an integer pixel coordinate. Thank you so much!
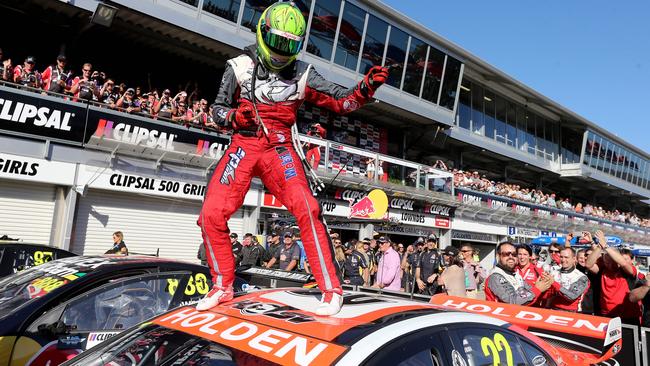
[
  {"left": 197, "top": 1, "right": 388, "bottom": 316},
  {"left": 486, "top": 242, "right": 553, "bottom": 305}
]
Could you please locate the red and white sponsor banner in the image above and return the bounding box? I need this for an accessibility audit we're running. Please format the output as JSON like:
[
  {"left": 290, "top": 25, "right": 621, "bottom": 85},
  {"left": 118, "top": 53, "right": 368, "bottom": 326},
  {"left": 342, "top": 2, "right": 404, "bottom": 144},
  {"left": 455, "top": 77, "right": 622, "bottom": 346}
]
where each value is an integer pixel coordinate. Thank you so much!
[
  {"left": 263, "top": 193, "right": 449, "bottom": 228},
  {"left": 154, "top": 307, "right": 347, "bottom": 366}
]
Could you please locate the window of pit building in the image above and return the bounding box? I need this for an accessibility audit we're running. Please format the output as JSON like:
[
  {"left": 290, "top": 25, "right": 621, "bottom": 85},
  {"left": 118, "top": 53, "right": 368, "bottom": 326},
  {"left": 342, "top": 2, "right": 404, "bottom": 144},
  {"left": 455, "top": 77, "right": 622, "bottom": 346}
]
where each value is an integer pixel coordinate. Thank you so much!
[
  {"left": 202, "top": 0, "right": 241, "bottom": 22},
  {"left": 457, "top": 80, "right": 471, "bottom": 130},
  {"left": 483, "top": 89, "right": 496, "bottom": 140},
  {"left": 402, "top": 36, "right": 427, "bottom": 96},
  {"left": 439, "top": 56, "right": 462, "bottom": 110},
  {"left": 334, "top": 1, "right": 365, "bottom": 71},
  {"left": 307, "top": 0, "right": 342, "bottom": 61},
  {"left": 178, "top": 0, "right": 198, "bottom": 7},
  {"left": 359, "top": 14, "right": 388, "bottom": 75},
  {"left": 241, "top": 0, "right": 312, "bottom": 32},
  {"left": 421, "top": 46, "right": 446, "bottom": 104},
  {"left": 471, "top": 82, "right": 484, "bottom": 136},
  {"left": 495, "top": 93, "right": 507, "bottom": 144},
  {"left": 385, "top": 26, "right": 409, "bottom": 88}
]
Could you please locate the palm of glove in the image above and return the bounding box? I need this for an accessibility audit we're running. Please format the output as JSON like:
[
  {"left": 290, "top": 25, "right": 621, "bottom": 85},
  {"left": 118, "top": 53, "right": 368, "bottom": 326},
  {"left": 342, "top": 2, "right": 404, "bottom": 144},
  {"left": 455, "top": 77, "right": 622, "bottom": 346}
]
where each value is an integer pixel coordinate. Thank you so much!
[{"left": 366, "top": 66, "right": 389, "bottom": 89}]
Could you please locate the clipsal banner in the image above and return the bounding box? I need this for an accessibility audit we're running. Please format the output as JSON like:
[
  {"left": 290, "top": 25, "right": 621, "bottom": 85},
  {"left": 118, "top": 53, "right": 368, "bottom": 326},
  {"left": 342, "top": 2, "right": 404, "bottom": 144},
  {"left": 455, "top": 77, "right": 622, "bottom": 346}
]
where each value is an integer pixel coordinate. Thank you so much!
[
  {"left": 0, "top": 87, "right": 87, "bottom": 144},
  {"left": 84, "top": 107, "right": 229, "bottom": 157}
]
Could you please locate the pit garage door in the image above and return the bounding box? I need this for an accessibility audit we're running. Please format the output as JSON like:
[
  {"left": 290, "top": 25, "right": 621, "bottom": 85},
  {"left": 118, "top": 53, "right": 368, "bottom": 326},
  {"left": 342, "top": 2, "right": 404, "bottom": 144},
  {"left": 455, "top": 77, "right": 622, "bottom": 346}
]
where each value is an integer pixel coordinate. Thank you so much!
[
  {"left": 0, "top": 180, "right": 56, "bottom": 244},
  {"left": 70, "top": 189, "right": 244, "bottom": 263}
]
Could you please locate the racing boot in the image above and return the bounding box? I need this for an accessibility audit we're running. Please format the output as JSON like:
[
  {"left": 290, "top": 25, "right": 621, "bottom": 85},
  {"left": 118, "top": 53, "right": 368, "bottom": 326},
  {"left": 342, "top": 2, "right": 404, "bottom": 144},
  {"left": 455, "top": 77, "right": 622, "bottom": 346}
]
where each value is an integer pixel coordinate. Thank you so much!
[
  {"left": 315, "top": 289, "right": 343, "bottom": 316},
  {"left": 196, "top": 285, "right": 234, "bottom": 311}
]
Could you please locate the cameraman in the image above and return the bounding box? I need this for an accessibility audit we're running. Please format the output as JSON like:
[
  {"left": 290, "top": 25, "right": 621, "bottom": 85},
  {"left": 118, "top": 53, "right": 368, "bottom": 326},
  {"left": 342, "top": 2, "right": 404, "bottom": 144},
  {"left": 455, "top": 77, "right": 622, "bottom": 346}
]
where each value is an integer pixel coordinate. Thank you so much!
[
  {"left": 154, "top": 88, "right": 174, "bottom": 119},
  {"left": 99, "top": 78, "right": 120, "bottom": 108},
  {"left": 13, "top": 56, "right": 41, "bottom": 89},
  {"left": 116, "top": 88, "right": 141, "bottom": 114},
  {"left": 41, "top": 55, "right": 71, "bottom": 95},
  {"left": 305, "top": 123, "right": 326, "bottom": 169},
  {"left": 70, "top": 63, "right": 100, "bottom": 101}
]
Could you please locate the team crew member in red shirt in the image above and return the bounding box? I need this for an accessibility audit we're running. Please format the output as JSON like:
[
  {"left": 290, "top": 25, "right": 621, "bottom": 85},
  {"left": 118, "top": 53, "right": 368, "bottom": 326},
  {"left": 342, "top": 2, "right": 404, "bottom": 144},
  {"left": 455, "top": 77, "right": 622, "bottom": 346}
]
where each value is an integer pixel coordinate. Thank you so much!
[
  {"left": 41, "top": 55, "right": 70, "bottom": 94},
  {"left": 585, "top": 230, "right": 644, "bottom": 325},
  {"left": 196, "top": 2, "right": 388, "bottom": 316},
  {"left": 13, "top": 56, "right": 40, "bottom": 89},
  {"left": 516, "top": 244, "right": 543, "bottom": 284},
  {"left": 547, "top": 247, "right": 590, "bottom": 312},
  {"left": 70, "top": 63, "right": 99, "bottom": 100},
  {"left": 486, "top": 242, "right": 553, "bottom": 305}
]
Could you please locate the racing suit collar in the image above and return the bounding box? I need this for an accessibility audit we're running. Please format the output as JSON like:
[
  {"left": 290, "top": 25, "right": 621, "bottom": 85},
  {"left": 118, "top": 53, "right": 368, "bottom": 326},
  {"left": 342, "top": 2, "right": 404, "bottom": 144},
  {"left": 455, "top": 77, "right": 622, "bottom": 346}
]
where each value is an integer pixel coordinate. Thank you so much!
[
  {"left": 496, "top": 263, "right": 516, "bottom": 276},
  {"left": 560, "top": 265, "right": 576, "bottom": 273},
  {"left": 247, "top": 43, "right": 297, "bottom": 78}
]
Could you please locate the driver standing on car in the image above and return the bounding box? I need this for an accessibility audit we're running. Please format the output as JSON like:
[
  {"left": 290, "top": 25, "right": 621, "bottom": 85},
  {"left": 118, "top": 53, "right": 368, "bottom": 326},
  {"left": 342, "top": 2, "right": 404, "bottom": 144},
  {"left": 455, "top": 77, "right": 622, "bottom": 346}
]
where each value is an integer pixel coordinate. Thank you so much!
[{"left": 196, "top": 1, "right": 388, "bottom": 316}]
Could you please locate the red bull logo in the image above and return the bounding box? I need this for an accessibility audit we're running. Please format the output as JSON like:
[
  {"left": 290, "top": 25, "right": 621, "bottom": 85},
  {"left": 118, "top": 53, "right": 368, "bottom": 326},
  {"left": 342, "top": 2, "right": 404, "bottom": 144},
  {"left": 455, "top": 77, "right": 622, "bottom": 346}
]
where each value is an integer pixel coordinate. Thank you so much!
[{"left": 348, "top": 189, "right": 388, "bottom": 219}]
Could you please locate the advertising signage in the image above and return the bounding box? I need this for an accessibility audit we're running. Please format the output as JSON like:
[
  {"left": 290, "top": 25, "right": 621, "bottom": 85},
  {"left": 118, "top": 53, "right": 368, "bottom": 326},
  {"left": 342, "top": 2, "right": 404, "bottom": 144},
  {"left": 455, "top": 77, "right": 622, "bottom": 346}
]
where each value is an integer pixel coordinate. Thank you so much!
[
  {"left": 0, "top": 87, "right": 88, "bottom": 144},
  {"left": 84, "top": 107, "right": 230, "bottom": 158},
  {"left": 0, "top": 86, "right": 231, "bottom": 157},
  {"left": 331, "top": 187, "right": 455, "bottom": 217}
]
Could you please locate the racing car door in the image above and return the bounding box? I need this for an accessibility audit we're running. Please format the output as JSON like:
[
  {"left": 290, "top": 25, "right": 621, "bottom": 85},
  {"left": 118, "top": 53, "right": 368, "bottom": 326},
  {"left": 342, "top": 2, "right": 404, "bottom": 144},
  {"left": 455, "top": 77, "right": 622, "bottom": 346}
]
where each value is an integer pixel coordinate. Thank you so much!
[
  {"left": 447, "top": 324, "right": 556, "bottom": 366},
  {"left": 12, "top": 271, "right": 193, "bottom": 366}
]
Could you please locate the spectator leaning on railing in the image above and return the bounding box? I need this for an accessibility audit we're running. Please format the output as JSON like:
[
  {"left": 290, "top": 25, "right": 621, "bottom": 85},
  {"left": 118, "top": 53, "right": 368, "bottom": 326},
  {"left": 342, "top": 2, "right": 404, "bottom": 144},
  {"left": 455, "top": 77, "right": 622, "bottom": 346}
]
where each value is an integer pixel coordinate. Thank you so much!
[
  {"left": 13, "top": 56, "right": 40, "bottom": 89},
  {"left": 41, "top": 54, "right": 70, "bottom": 94}
]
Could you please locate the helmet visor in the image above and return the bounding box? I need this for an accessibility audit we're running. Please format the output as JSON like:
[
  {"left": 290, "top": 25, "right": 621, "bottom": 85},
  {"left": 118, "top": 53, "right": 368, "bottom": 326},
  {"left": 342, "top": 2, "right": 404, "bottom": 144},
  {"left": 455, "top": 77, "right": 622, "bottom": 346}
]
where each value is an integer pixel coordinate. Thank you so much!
[{"left": 263, "top": 28, "right": 304, "bottom": 56}]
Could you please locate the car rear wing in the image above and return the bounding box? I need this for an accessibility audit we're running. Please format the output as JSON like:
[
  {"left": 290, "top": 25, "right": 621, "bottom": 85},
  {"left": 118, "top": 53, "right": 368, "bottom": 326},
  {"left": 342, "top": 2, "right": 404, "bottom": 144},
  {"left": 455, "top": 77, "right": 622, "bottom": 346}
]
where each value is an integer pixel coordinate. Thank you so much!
[{"left": 430, "top": 295, "right": 623, "bottom": 363}]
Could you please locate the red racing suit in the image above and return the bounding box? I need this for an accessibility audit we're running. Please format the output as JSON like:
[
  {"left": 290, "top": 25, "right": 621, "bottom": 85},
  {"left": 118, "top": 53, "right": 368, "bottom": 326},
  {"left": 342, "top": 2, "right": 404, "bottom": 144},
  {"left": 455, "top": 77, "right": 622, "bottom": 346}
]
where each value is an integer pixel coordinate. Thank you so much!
[{"left": 198, "top": 46, "right": 374, "bottom": 293}]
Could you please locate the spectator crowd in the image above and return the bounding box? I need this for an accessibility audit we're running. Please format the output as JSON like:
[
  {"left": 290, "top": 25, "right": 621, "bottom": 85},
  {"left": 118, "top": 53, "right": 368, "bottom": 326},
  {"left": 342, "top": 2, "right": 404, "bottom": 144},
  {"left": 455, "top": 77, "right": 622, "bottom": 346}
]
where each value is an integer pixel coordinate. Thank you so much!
[
  {"left": 443, "top": 163, "right": 650, "bottom": 228},
  {"left": 0, "top": 50, "right": 221, "bottom": 132}
]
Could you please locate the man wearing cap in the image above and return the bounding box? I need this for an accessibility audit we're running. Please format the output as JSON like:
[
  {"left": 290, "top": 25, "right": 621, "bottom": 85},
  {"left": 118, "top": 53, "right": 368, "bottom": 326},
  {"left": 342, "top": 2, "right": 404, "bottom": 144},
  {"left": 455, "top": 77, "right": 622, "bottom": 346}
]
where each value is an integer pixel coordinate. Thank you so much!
[
  {"left": 344, "top": 241, "right": 368, "bottom": 286},
  {"left": 41, "top": 55, "right": 70, "bottom": 94},
  {"left": 438, "top": 246, "right": 466, "bottom": 297},
  {"left": 231, "top": 233, "right": 243, "bottom": 267},
  {"left": 266, "top": 232, "right": 301, "bottom": 271},
  {"left": 13, "top": 56, "right": 40, "bottom": 89},
  {"left": 265, "top": 231, "right": 281, "bottom": 268},
  {"left": 116, "top": 88, "right": 141, "bottom": 114},
  {"left": 415, "top": 236, "right": 443, "bottom": 295},
  {"left": 374, "top": 237, "right": 401, "bottom": 291}
]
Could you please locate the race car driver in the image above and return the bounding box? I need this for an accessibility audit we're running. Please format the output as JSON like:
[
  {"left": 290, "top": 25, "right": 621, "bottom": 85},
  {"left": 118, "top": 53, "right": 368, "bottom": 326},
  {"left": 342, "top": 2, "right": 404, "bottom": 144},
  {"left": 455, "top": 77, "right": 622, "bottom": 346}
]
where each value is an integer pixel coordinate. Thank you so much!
[
  {"left": 197, "top": 1, "right": 388, "bottom": 316},
  {"left": 486, "top": 242, "right": 554, "bottom": 305}
]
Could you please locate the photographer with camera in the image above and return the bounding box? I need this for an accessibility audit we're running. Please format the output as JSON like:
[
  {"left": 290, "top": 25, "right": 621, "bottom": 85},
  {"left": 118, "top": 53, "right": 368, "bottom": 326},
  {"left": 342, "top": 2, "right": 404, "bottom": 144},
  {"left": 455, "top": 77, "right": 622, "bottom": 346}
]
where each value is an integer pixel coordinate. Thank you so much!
[
  {"left": 305, "top": 123, "right": 326, "bottom": 170},
  {"left": 154, "top": 88, "right": 174, "bottom": 119},
  {"left": 13, "top": 56, "right": 41, "bottom": 89},
  {"left": 41, "top": 55, "right": 71, "bottom": 95},
  {"left": 99, "top": 78, "right": 120, "bottom": 108},
  {"left": 0, "top": 48, "right": 12, "bottom": 82},
  {"left": 116, "top": 87, "right": 141, "bottom": 114},
  {"left": 70, "top": 63, "right": 100, "bottom": 101}
]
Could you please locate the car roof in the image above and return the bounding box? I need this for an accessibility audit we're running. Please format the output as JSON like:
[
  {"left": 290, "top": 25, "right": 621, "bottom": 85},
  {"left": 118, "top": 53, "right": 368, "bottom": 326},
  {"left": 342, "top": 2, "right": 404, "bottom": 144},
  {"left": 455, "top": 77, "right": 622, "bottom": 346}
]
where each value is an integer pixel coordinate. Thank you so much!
[{"left": 152, "top": 288, "right": 510, "bottom": 365}]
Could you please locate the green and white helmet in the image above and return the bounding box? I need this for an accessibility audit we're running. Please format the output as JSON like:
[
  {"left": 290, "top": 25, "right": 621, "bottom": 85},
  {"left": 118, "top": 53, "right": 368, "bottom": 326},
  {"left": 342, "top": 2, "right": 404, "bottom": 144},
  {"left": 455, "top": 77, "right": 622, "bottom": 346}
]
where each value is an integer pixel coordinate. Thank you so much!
[{"left": 256, "top": 1, "right": 306, "bottom": 71}]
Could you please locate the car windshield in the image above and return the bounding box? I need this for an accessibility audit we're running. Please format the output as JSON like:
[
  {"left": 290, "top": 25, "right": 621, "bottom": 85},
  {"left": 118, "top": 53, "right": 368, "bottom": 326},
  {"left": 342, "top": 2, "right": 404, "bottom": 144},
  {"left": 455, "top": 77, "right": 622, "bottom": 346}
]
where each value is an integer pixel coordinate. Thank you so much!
[
  {"left": 0, "top": 256, "right": 113, "bottom": 314},
  {"left": 66, "top": 324, "right": 280, "bottom": 366}
]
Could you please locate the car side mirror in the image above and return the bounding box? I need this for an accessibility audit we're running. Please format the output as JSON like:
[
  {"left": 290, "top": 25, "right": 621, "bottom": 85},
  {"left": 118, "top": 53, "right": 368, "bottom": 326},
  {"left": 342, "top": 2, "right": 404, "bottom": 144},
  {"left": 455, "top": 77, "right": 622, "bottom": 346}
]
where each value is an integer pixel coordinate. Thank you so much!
[{"left": 37, "top": 320, "right": 69, "bottom": 336}]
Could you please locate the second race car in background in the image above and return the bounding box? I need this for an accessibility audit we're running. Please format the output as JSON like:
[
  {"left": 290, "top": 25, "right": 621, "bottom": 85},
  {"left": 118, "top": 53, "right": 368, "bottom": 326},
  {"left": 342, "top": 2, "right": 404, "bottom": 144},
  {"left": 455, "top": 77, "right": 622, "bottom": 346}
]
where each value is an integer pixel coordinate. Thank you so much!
[
  {"left": 0, "top": 255, "right": 249, "bottom": 366},
  {"left": 0, "top": 240, "right": 76, "bottom": 278}
]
